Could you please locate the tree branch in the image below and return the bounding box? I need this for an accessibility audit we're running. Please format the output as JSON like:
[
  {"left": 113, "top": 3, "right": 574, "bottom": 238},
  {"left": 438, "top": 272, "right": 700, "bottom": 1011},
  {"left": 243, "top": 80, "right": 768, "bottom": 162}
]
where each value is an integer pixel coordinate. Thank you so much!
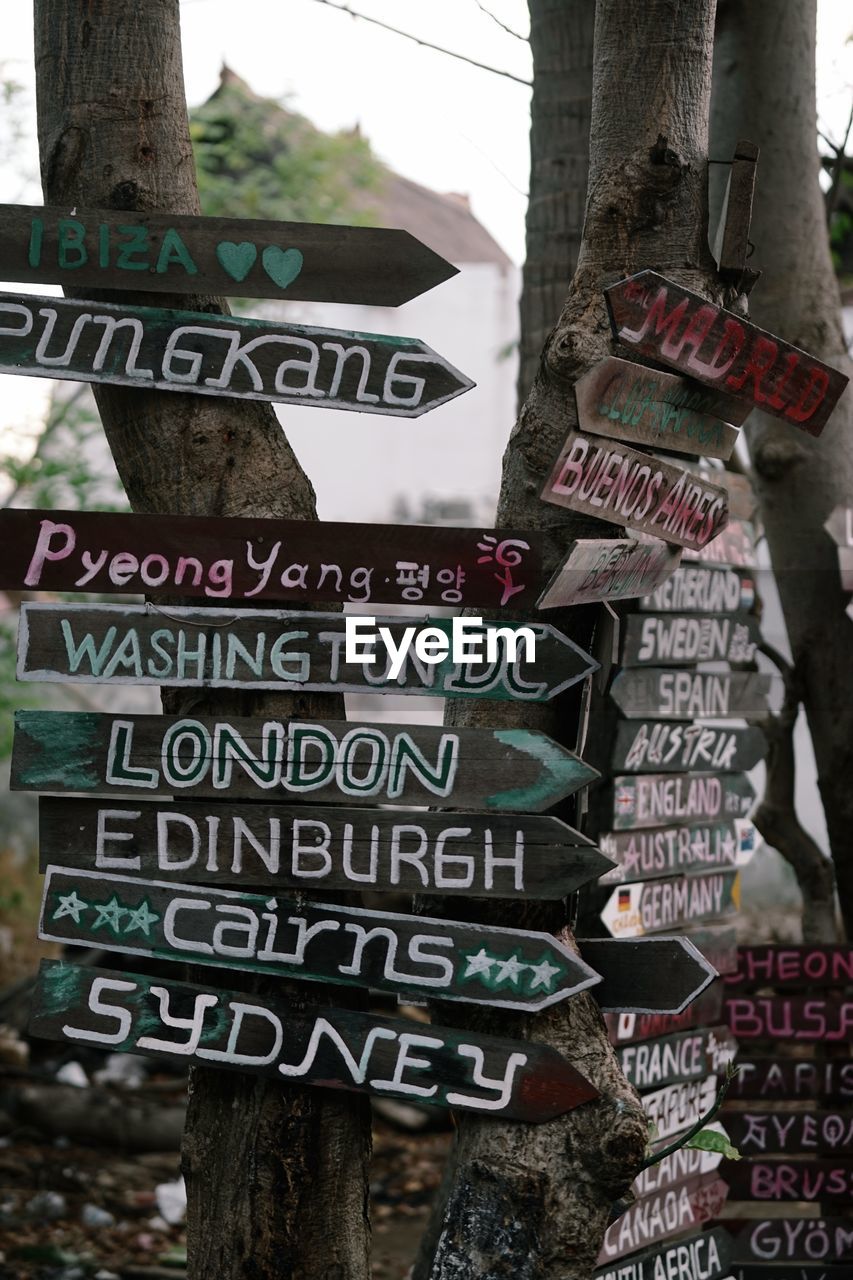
[{"left": 472, "top": 0, "right": 528, "bottom": 42}]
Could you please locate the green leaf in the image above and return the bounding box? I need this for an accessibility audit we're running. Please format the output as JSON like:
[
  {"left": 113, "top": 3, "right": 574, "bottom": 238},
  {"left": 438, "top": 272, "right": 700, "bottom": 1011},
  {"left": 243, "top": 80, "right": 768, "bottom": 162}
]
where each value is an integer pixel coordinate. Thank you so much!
[{"left": 685, "top": 1128, "right": 742, "bottom": 1160}]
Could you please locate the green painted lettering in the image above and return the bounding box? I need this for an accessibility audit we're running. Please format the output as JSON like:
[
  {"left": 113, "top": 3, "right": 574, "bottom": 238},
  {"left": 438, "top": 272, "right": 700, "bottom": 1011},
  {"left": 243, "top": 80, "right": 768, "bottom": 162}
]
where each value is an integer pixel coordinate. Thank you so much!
[
  {"left": 115, "top": 225, "right": 150, "bottom": 271},
  {"left": 58, "top": 218, "right": 87, "bottom": 269},
  {"left": 162, "top": 720, "right": 211, "bottom": 788},
  {"left": 287, "top": 724, "right": 336, "bottom": 791},
  {"left": 155, "top": 228, "right": 198, "bottom": 275},
  {"left": 388, "top": 731, "right": 457, "bottom": 799}
]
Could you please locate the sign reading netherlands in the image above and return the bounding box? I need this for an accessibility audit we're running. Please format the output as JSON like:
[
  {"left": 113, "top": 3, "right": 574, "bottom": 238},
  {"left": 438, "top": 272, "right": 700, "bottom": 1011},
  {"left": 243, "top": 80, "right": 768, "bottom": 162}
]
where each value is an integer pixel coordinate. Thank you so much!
[
  {"left": 0, "top": 291, "right": 473, "bottom": 417},
  {"left": 11, "top": 711, "right": 598, "bottom": 812},
  {"left": 39, "top": 866, "right": 601, "bottom": 1012},
  {"left": 640, "top": 565, "right": 756, "bottom": 615},
  {"left": 17, "top": 603, "right": 598, "bottom": 702}
]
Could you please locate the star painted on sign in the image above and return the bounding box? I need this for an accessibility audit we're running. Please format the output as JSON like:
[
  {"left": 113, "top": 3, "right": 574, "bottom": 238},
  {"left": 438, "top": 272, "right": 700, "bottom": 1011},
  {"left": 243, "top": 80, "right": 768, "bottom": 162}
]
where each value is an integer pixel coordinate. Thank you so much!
[
  {"left": 91, "top": 894, "right": 129, "bottom": 933},
  {"left": 52, "top": 890, "right": 89, "bottom": 924},
  {"left": 492, "top": 953, "right": 527, "bottom": 987},
  {"left": 690, "top": 833, "right": 707, "bottom": 860},
  {"left": 124, "top": 898, "right": 160, "bottom": 936},
  {"left": 462, "top": 948, "right": 496, "bottom": 980},
  {"left": 720, "top": 831, "right": 736, "bottom": 861},
  {"left": 526, "top": 954, "right": 563, "bottom": 993}
]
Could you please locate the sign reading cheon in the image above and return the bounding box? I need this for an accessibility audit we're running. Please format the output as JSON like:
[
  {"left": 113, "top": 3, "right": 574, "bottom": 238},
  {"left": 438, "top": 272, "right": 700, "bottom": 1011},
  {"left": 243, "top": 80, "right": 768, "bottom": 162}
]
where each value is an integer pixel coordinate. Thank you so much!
[
  {"left": 39, "top": 866, "right": 600, "bottom": 1012},
  {"left": 604, "top": 270, "right": 849, "bottom": 435},
  {"left": 1, "top": 510, "right": 543, "bottom": 611},
  {"left": 574, "top": 356, "right": 744, "bottom": 460},
  {"left": 0, "top": 291, "right": 473, "bottom": 418},
  {"left": 11, "top": 712, "right": 599, "bottom": 812},
  {"left": 29, "top": 961, "right": 598, "bottom": 1123},
  {"left": 0, "top": 203, "right": 457, "bottom": 306},
  {"left": 641, "top": 566, "right": 756, "bottom": 615},
  {"left": 611, "top": 772, "right": 756, "bottom": 830},
  {"left": 541, "top": 429, "right": 729, "bottom": 551},
  {"left": 600, "top": 870, "right": 740, "bottom": 938},
  {"left": 611, "top": 722, "right": 768, "bottom": 774},
  {"left": 609, "top": 668, "right": 774, "bottom": 721},
  {"left": 621, "top": 612, "right": 760, "bottom": 667},
  {"left": 17, "top": 603, "right": 598, "bottom": 703},
  {"left": 536, "top": 537, "right": 680, "bottom": 609},
  {"left": 37, "top": 796, "right": 614, "bottom": 901},
  {"left": 726, "top": 945, "right": 853, "bottom": 989}
]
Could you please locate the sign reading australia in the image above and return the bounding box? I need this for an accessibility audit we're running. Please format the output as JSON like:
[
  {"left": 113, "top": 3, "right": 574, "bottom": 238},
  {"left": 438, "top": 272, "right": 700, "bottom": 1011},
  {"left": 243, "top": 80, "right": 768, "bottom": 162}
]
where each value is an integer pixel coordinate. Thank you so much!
[{"left": 0, "top": 292, "right": 474, "bottom": 417}]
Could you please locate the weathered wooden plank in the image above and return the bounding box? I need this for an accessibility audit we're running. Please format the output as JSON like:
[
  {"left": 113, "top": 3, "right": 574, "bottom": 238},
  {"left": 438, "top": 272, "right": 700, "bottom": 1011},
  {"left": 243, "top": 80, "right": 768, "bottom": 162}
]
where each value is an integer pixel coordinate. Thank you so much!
[
  {"left": 37, "top": 796, "right": 613, "bottom": 900},
  {"left": 713, "top": 139, "right": 760, "bottom": 281},
  {"left": 682, "top": 923, "right": 740, "bottom": 977},
  {"left": 682, "top": 520, "right": 759, "bottom": 569},
  {"left": 616, "top": 1025, "right": 737, "bottom": 1091},
  {"left": 536, "top": 537, "right": 681, "bottom": 609},
  {"left": 593, "top": 1226, "right": 733, "bottom": 1280},
  {"left": 0, "top": 291, "right": 473, "bottom": 417},
  {"left": 621, "top": 612, "right": 761, "bottom": 667},
  {"left": 726, "top": 1058, "right": 853, "bottom": 1105},
  {"left": 11, "top": 711, "right": 598, "bottom": 811},
  {"left": 643, "top": 1074, "right": 719, "bottom": 1141},
  {"left": 578, "top": 936, "right": 716, "bottom": 1015},
  {"left": 541, "top": 429, "right": 729, "bottom": 551},
  {"left": 724, "top": 1160, "right": 853, "bottom": 1203},
  {"left": 730, "top": 1217, "right": 853, "bottom": 1265},
  {"left": 634, "top": 1121, "right": 728, "bottom": 1197},
  {"left": 724, "top": 1111, "right": 853, "bottom": 1156},
  {"left": 600, "top": 871, "right": 740, "bottom": 938},
  {"left": 611, "top": 721, "right": 768, "bottom": 773},
  {"left": 18, "top": 603, "right": 597, "bottom": 702},
  {"left": 0, "top": 509, "right": 543, "bottom": 610},
  {"left": 825, "top": 504, "right": 853, "bottom": 548},
  {"left": 611, "top": 772, "right": 756, "bottom": 830},
  {"left": 724, "top": 996, "right": 853, "bottom": 1043},
  {"left": 735, "top": 1265, "right": 853, "bottom": 1280},
  {"left": 39, "top": 866, "right": 600, "bottom": 1011},
  {"left": 0, "top": 202, "right": 457, "bottom": 305},
  {"left": 838, "top": 546, "right": 853, "bottom": 593},
  {"left": 640, "top": 566, "right": 757, "bottom": 614},
  {"left": 604, "top": 271, "right": 849, "bottom": 435},
  {"left": 606, "top": 984, "right": 724, "bottom": 1046},
  {"left": 609, "top": 669, "right": 775, "bottom": 721},
  {"left": 726, "top": 946, "right": 853, "bottom": 990},
  {"left": 29, "top": 960, "right": 597, "bottom": 1123},
  {"left": 600, "top": 820, "right": 761, "bottom": 884},
  {"left": 574, "top": 356, "right": 744, "bottom": 458},
  {"left": 598, "top": 1172, "right": 728, "bottom": 1265}
]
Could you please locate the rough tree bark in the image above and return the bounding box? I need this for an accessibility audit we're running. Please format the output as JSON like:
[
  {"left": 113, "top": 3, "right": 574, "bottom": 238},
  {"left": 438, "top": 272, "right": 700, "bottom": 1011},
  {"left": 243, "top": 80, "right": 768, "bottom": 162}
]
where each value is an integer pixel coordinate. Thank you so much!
[
  {"left": 711, "top": 0, "right": 849, "bottom": 940},
  {"left": 34, "top": 4, "right": 372, "bottom": 1277},
  {"left": 517, "top": 0, "right": 595, "bottom": 407},
  {"left": 416, "top": 3, "right": 724, "bottom": 1277}
]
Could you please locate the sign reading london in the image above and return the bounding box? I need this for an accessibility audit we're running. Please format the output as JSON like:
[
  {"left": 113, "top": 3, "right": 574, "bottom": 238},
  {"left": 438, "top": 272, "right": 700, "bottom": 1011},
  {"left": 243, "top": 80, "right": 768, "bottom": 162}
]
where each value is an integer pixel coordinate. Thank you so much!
[
  {"left": 0, "top": 203, "right": 457, "bottom": 306},
  {"left": 0, "top": 292, "right": 473, "bottom": 417}
]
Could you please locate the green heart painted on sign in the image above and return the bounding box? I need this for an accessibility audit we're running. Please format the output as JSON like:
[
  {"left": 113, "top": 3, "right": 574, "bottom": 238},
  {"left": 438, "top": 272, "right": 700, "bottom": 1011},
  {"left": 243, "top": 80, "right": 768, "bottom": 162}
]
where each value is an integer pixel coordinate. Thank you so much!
[
  {"left": 216, "top": 241, "right": 258, "bottom": 282},
  {"left": 262, "top": 246, "right": 304, "bottom": 290}
]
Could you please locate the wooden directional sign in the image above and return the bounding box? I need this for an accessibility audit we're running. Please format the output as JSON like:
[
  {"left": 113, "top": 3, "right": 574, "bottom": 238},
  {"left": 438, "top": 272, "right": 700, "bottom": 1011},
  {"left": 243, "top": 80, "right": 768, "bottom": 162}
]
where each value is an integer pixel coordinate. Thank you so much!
[
  {"left": 683, "top": 923, "right": 739, "bottom": 977},
  {"left": 39, "top": 866, "right": 600, "bottom": 1012},
  {"left": 724, "top": 1110, "right": 853, "bottom": 1156},
  {"left": 11, "top": 711, "right": 598, "bottom": 812},
  {"left": 600, "top": 870, "right": 740, "bottom": 938},
  {"left": 635, "top": 1121, "right": 728, "bottom": 1196},
  {"left": 612, "top": 721, "right": 768, "bottom": 774},
  {"left": 29, "top": 960, "right": 597, "bottom": 1123},
  {"left": 0, "top": 203, "right": 457, "bottom": 305},
  {"left": 37, "top": 796, "right": 613, "bottom": 900},
  {"left": 18, "top": 603, "right": 597, "bottom": 703},
  {"left": 574, "top": 356, "right": 744, "bottom": 459},
  {"left": 604, "top": 270, "right": 849, "bottom": 435},
  {"left": 839, "top": 546, "right": 853, "bottom": 593},
  {"left": 726, "top": 945, "right": 853, "bottom": 990},
  {"left": 0, "top": 291, "right": 473, "bottom": 417},
  {"left": 724, "top": 1159, "right": 853, "bottom": 1203},
  {"left": 730, "top": 1217, "right": 853, "bottom": 1265},
  {"left": 611, "top": 772, "right": 756, "bottom": 830},
  {"left": 641, "top": 566, "right": 756, "bottom": 615},
  {"left": 727, "top": 1057, "right": 853, "bottom": 1105},
  {"left": 825, "top": 504, "right": 853, "bottom": 548},
  {"left": 682, "top": 520, "right": 759, "bottom": 569},
  {"left": 1, "top": 509, "right": 545, "bottom": 611},
  {"left": 536, "top": 536, "right": 680, "bottom": 610},
  {"left": 616, "top": 1025, "right": 737, "bottom": 1091},
  {"left": 643, "top": 1073, "right": 719, "bottom": 1141},
  {"left": 606, "top": 984, "right": 724, "bottom": 1046},
  {"left": 724, "top": 996, "right": 853, "bottom": 1043},
  {"left": 713, "top": 139, "right": 760, "bottom": 281},
  {"left": 594, "top": 1227, "right": 733, "bottom": 1280},
  {"left": 541, "top": 429, "right": 729, "bottom": 552},
  {"left": 735, "top": 1266, "right": 853, "bottom": 1280},
  {"left": 610, "top": 669, "right": 774, "bottom": 721},
  {"left": 621, "top": 612, "right": 761, "bottom": 667},
  {"left": 578, "top": 936, "right": 715, "bottom": 1015},
  {"left": 598, "top": 1173, "right": 728, "bottom": 1264},
  {"left": 600, "top": 819, "right": 760, "bottom": 884}
]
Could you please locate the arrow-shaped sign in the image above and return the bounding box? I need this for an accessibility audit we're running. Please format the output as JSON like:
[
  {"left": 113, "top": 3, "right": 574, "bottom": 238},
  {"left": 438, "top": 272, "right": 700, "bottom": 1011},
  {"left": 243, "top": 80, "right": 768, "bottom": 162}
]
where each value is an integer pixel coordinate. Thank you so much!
[
  {"left": 598, "top": 1171, "right": 728, "bottom": 1264},
  {"left": 578, "top": 937, "right": 716, "bottom": 1014},
  {"left": 0, "top": 203, "right": 458, "bottom": 306},
  {"left": 611, "top": 721, "right": 768, "bottom": 773},
  {"left": 39, "top": 866, "right": 601, "bottom": 1011},
  {"left": 610, "top": 668, "right": 774, "bottom": 721},
  {"left": 594, "top": 1227, "right": 733, "bottom": 1280},
  {"left": 0, "top": 291, "right": 473, "bottom": 417},
  {"left": 605, "top": 983, "right": 725, "bottom": 1047},
  {"left": 17, "top": 603, "right": 598, "bottom": 702},
  {"left": 600, "top": 818, "right": 761, "bottom": 883},
  {"left": 621, "top": 611, "right": 761, "bottom": 667},
  {"left": 11, "top": 711, "right": 599, "bottom": 811},
  {"left": 600, "top": 871, "right": 740, "bottom": 938},
  {"left": 536, "top": 537, "right": 680, "bottom": 609},
  {"left": 640, "top": 566, "right": 756, "bottom": 615},
  {"left": 37, "top": 796, "right": 614, "bottom": 900},
  {"left": 611, "top": 772, "right": 756, "bottom": 829},
  {"left": 682, "top": 519, "right": 758, "bottom": 569},
  {"left": 604, "top": 270, "right": 848, "bottom": 435},
  {"left": 615, "top": 1025, "right": 737, "bottom": 1091},
  {"left": 29, "top": 960, "right": 598, "bottom": 1123}
]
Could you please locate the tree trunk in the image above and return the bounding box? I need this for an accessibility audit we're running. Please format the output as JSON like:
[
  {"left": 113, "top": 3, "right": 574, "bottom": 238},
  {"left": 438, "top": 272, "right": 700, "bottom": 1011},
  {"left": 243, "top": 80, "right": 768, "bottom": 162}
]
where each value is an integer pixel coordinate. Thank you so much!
[
  {"left": 417, "top": 3, "right": 722, "bottom": 1276},
  {"left": 517, "top": 0, "right": 595, "bottom": 408},
  {"left": 33, "top": 4, "right": 371, "bottom": 1276},
  {"left": 711, "top": 0, "right": 847, "bottom": 941}
]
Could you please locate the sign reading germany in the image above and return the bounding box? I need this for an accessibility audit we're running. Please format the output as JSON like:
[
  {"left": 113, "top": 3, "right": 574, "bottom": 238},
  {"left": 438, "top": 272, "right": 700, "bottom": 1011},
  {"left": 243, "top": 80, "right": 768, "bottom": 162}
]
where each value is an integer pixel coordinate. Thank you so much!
[{"left": 600, "top": 870, "right": 740, "bottom": 938}]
